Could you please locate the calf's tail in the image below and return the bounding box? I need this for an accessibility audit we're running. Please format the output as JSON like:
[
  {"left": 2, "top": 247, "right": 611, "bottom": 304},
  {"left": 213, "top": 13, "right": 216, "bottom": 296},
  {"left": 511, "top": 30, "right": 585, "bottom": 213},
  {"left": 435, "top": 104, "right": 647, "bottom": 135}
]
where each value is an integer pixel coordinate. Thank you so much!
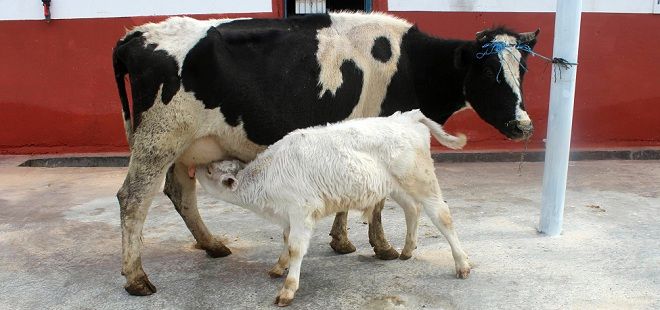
[{"left": 401, "top": 109, "right": 467, "bottom": 150}]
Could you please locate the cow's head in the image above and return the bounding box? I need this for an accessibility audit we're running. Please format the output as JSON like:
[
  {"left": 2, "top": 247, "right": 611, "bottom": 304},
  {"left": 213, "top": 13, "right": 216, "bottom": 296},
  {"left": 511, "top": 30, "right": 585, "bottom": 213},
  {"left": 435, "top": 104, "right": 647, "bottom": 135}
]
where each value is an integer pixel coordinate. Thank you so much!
[{"left": 455, "top": 28, "right": 539, "bottom": 140}]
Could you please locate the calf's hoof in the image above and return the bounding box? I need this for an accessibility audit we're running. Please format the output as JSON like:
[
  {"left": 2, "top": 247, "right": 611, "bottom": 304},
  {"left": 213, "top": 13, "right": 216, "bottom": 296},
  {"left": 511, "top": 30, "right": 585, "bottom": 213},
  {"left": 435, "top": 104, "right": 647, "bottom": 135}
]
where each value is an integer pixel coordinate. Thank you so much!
[
  {"left": 275, "top": 289, "right": 295, "bottom": 307},
  {"left": 374, "top": 247, "right": 400, "bottom": 260},
  {"left": 124, "top": 274, "right": 157, "bottom": 296},
  {"left": 456, "top": 267, "right": 471, "bottom": 279},
  {"left": 329, "top": 239, "right": 356, "bottom": 254},
  {"left": 399, "top": 252, "right": 413, "bottom": 260},
  {"left": 203, "top": 241, "right": 232, "bottom": 258},
  {"left": 268, "top": 266, "right": 286, "bottom": 278}
]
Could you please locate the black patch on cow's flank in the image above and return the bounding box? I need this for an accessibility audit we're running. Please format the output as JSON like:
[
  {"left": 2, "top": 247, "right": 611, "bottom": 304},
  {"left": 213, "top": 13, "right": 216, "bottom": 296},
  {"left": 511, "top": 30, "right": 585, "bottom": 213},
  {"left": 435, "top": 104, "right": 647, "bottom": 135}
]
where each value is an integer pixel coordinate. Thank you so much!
[
  {"left": 112, "top": 32, "right": 180, "bottom": 129},
  {"left": 371, "top": 36, "right": 392, "bottom": 63}
]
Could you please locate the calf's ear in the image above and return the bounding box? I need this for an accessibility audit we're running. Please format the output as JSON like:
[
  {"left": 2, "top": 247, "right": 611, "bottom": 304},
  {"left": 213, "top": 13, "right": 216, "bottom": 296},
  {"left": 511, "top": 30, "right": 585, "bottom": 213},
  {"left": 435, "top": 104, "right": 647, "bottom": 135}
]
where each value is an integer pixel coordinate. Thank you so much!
[
  {"left": 454, "top": 42, "right": 476, "bottom": 69},
  {"left": 221, "top": 174, "right": 238, "bottom": 191}
]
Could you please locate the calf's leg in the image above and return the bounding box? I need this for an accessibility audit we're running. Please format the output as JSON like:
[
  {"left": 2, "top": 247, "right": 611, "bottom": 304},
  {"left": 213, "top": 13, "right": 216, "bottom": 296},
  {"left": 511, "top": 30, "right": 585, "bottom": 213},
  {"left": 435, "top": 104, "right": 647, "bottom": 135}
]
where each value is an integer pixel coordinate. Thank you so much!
[
  {"left": 420, "top": 194, "right": 470, "bottom": 279},
  {"left": 268, "top": 228, "right": 290, "bottom": 278},
  {"left": 390, "top": 194, "right": 421, "bottom": 260},
  {"left": 164, "top": 162, "right": 231, "bottom": 257},
  {"left": 276, "top": 222, "right": 313, "bottom": 307},
  {"left": 368, "top": 200, "right": 400, "bottom": 260}
]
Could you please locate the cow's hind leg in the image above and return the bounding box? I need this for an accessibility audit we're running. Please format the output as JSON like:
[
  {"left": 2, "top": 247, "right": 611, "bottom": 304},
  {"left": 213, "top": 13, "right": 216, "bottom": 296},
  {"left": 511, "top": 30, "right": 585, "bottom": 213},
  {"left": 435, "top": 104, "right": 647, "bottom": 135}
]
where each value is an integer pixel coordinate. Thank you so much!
[
  {"left": 329, "top": 212, "right": 356, "bottom": 254},
  {"left": 119, "top": 153, "right": 175, "bottom": 295},
  {"left": 369, "top": 200, "right": 400, "bottom": 260},
  {"left": 164, "top": 162, "right": 231, "bottom": 257}
]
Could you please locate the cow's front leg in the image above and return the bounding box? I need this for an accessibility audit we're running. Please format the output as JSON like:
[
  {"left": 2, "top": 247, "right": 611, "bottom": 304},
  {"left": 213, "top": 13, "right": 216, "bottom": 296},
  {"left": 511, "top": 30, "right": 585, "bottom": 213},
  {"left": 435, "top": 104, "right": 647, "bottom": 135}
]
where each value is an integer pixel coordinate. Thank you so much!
[
  {"left": 329, "top": 212, "right": 356, "bottom": 254},
  {"left": 369, "top": 200, "right": 400, "bottom": 260},
  {"left": 164, "top": 162, "right": 231, "bottom": 258}
]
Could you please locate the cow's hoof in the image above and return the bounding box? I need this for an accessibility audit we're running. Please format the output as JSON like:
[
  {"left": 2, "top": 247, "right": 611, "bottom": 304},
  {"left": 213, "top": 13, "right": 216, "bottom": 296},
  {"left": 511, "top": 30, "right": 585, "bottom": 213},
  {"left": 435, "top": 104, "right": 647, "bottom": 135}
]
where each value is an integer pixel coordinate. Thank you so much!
[
  {"left": 374, "top": 247, "right": 400, "bottom": 260},
  {"left": 329, "top": 239, "right": 356, "bottom": 254},
  {"left": 204, "top": 242, "right": 232, "bottom": 258},
  {"left": 124, "top": 274, "right": 157, "bottom": 296},
  {"left": 456, "top": 267, "right": 471, "bottom": 279},
  {"left": 275, "top": 290, "right": 295, "bottom": 307}
]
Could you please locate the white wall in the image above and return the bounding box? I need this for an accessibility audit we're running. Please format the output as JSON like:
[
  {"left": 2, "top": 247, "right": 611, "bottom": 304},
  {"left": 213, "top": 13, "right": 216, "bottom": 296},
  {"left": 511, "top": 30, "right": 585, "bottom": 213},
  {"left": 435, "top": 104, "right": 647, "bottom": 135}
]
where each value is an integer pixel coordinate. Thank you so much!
[
  {"left": 0, "top": 0, "right": 273, "bottom": 21},
  {"left": 388, "top": 0, "right": 655, "bottom": 14}
]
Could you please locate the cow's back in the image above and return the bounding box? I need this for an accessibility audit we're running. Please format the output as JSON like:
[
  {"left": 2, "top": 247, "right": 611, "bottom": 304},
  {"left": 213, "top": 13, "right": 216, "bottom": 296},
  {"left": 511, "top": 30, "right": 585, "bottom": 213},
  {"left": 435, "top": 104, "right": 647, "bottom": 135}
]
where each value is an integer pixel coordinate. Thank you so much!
[{"left": 180, "top": 12, "right": 413, "bottom": 146}]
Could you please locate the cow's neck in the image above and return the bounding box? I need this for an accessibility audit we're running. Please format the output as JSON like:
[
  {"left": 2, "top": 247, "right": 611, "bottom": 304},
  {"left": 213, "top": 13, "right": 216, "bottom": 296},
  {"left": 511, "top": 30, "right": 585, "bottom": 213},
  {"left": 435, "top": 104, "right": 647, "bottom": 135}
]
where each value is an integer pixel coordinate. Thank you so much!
[{"left": 404, "top": 28, "right": 469, "bottom": 124}]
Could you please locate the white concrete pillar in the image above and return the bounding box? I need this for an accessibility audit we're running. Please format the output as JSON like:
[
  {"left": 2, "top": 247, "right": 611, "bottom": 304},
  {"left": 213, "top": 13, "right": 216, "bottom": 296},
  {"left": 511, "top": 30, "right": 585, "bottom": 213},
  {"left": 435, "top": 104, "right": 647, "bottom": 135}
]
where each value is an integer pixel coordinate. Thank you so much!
[{"left": 539, "top": 0, "right": 583, "bottom": 236}]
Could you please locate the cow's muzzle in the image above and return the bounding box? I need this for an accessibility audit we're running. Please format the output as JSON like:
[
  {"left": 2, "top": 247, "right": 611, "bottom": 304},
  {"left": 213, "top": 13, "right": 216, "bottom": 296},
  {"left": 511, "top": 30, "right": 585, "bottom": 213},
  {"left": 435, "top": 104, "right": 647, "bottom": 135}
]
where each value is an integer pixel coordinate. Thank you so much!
[{"left": 506, "top": 120, "right": 534, "bottom": 140}]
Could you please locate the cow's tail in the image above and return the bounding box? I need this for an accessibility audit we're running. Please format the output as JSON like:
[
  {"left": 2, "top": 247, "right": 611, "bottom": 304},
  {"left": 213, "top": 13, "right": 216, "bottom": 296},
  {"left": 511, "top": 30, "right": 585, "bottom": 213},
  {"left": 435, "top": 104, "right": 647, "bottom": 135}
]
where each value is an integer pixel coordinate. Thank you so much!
[
  {"left": 400, "top": 109, "right": 467, "bottom": 150},
  {"left": 112, "top": 40, "right": 133, "bottom": 146}
]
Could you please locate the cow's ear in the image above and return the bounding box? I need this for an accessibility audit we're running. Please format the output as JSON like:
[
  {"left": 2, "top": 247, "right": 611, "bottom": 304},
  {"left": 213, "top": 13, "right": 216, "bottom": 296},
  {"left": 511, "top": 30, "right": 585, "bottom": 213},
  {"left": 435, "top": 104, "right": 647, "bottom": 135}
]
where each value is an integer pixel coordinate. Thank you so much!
[{"left": 454, "top": 42, "right": 475, "bottom": 69}]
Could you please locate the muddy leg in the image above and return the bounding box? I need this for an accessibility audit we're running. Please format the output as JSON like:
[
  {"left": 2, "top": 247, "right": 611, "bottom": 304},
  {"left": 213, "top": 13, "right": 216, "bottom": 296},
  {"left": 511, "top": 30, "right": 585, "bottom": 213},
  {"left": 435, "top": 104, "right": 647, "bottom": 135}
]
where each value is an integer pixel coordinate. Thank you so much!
[
  {"left": 329, "top": 212, "right": 356, "bottom": 254},
  {"left": 164, "top": 163, "right": 231, "bottom": 258},
  {"left": 119, "top": 155, "right": 172, "bottom": 296},
  {"left": 369, "top": 200, "right": 400, "bottom": 260}
]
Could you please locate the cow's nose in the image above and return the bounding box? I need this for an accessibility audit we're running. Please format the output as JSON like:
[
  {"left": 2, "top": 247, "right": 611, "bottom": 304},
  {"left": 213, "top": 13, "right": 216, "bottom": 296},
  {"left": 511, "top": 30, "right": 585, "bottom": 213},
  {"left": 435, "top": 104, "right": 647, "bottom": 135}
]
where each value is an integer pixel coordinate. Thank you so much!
[{"left": 517, "top": 121, "right": 534, "bottom": 136}]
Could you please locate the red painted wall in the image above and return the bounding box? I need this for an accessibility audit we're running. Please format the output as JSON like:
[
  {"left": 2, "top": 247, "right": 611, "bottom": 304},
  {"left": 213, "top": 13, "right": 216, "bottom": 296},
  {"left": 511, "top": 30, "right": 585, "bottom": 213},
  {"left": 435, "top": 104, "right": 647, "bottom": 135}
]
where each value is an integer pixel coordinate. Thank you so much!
[{"left": 0, "top": 2, "right": 658, "bottom": 154}]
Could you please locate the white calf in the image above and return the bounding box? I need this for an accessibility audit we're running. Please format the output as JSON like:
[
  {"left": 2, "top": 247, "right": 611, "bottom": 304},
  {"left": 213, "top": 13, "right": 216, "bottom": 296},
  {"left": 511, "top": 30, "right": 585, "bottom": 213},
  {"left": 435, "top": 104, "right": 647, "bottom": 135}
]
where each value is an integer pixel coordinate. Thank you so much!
[{"left": 196, "top": 110, "right": 471, "bottom": 306}]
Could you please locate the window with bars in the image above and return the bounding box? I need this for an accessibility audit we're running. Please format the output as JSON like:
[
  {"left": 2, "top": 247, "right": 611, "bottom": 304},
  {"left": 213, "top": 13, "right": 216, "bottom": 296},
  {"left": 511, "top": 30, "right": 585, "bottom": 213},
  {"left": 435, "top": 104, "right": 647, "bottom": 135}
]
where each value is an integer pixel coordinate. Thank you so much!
[
  {"left": 295, "top": 0, "right": 327, "bottom": 14},
  {"left": 285, "top": 0, "right": 370, "bottom": 17}
]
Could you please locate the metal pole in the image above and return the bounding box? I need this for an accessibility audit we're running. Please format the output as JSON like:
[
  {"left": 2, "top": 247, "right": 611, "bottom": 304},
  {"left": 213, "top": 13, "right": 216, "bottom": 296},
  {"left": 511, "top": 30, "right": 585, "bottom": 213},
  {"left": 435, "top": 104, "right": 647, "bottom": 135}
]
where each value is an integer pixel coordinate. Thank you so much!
[{"left": 539, "top": 0, "right": 582, "bottom": 236}]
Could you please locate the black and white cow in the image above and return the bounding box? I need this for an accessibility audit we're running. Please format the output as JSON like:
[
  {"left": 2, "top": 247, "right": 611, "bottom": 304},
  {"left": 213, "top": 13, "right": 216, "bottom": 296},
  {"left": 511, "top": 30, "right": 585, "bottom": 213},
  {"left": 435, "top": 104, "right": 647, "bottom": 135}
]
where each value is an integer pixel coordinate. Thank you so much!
[{"left": 113, "top": 12, "right": 538, "bottom": 295}]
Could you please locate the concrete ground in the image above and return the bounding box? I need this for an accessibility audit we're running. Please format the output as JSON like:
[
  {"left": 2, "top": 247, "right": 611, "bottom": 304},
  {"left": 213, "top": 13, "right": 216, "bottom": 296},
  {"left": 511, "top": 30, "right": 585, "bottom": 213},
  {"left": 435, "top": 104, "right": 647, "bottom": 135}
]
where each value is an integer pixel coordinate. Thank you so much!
[{"left": 0, "top": 156, "right": 658, "bottom": 309}]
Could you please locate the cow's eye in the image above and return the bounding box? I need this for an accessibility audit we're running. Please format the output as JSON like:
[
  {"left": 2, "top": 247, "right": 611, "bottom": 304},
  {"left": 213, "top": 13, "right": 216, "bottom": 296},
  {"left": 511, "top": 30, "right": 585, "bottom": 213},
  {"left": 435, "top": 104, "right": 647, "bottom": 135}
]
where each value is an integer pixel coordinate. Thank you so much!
[{"left": 483, "top": 67, "right": 495, "bottom": 78}]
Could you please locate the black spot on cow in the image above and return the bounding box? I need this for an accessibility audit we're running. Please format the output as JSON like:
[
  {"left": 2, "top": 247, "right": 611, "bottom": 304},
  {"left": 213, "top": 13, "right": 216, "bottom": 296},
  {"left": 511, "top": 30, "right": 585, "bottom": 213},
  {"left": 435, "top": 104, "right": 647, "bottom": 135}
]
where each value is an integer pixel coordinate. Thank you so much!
[
  {"left": 371, "top": 36, "right": 392, "bottom": 63},
  {"left": 113, "top": 31, "right": 180, "bottom": 128},
  {"left": 181, "top": 15, "right": 364, "bottom": 145}
]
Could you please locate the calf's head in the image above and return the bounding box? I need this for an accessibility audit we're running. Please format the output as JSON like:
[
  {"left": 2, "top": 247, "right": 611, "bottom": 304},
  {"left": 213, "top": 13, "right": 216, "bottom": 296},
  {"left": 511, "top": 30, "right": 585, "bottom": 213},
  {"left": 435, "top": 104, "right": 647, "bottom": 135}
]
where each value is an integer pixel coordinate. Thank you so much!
[
  {"left": 196, "top": 160, "right": 244, "bottom": 196},
  {"left": 455, "top": 28, "right": 539, "bottom": 140}
]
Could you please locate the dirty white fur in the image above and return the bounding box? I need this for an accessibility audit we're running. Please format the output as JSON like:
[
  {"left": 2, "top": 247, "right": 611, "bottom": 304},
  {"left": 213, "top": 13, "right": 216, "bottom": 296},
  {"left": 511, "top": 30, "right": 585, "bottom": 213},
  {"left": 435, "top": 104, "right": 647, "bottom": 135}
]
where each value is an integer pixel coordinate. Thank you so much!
[
  {"left": 196, "top": 110, "right": 470, "bottom": 306},
  {"left": 316, "top": 12, "right": 412, "bottom": 118},
  {"left": 492, "top": 34, "right": 531, "bottom": 126}
]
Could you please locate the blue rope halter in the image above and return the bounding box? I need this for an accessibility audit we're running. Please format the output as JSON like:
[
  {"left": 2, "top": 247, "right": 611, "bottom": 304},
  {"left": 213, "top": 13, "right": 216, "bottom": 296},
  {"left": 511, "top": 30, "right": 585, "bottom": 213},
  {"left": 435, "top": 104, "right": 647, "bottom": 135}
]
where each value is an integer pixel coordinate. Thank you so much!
[
  {"left": 475, "top": 40, "right": 577, "bottom": 83},
  {"left": 475, "top": 41, "right": 531, "bottom": 83}
]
